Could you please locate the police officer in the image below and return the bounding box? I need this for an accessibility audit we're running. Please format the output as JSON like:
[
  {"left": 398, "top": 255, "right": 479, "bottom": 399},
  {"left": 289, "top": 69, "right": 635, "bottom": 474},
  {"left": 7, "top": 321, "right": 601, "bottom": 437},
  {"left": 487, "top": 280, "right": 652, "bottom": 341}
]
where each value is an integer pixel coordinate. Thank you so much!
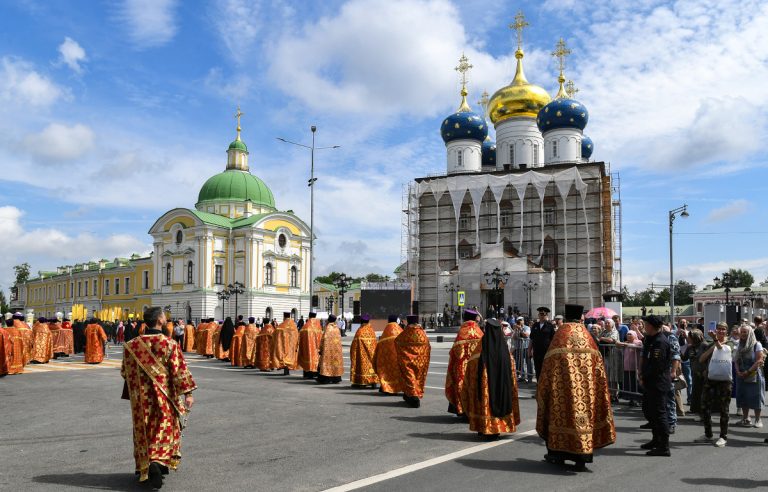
[
  {"left": 529, "top": 306, "right": 555, "bottom": 382},
  {"left": 639, "top": 315, "right": 672, "bottom": 456}
]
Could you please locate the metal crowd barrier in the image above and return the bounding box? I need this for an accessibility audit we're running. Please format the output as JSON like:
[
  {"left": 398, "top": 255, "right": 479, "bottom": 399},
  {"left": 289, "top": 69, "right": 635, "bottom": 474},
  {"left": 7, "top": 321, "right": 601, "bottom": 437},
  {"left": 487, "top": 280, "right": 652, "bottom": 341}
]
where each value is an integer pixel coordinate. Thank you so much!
[{"left": 505, "top": 337, "right": 644, "bottom": 400}]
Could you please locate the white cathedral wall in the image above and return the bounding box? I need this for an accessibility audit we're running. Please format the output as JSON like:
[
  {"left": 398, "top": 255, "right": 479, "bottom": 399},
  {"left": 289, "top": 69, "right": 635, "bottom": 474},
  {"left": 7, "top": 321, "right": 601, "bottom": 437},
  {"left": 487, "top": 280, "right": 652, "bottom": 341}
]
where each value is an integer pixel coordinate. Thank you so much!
[
  {"left": 446, "top": 140, "right": 482, "bottom": 174},
  {"left": 494, "top": 118, "right": 544, "bottom": 170},
  {"left": 543, "top": 129, "right": 582, "bottom": 165}
]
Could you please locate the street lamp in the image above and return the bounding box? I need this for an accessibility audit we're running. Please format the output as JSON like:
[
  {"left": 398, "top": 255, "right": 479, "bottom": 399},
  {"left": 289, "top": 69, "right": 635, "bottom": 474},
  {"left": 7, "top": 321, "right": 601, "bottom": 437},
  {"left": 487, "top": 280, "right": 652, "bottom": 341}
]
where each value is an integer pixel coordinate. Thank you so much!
[
  {"left": 521, "top": 280, "right": 538, "bottom": 318},
  {"left": 227, "top": 281, "right": 245, "bottom": 319},
  {"left": 444, "top": 282, "right": 460, "bottom": 323},
  {"left": 669, "top": 204, "right": 689, "bottom": 326},
  {"left": 326, "top": 295, "right": 335, "bottom": 314},
  {"left": 744, "top": 287, "right": 757, "bottom": 307},
  {"left": 714, "top": 272, "right": 733, "bottom": 305},
  {"left": 276, "top": 128, "right": 340, "bottom": 313},
  {"left": 333, "top": 273, "right": 352, "bottom": 333},
  {"left": 484, "top": 267, "right": 509, "bottom": 317},
  {"left": 217, "top": 289, "right": 231, "bottom": 318}
]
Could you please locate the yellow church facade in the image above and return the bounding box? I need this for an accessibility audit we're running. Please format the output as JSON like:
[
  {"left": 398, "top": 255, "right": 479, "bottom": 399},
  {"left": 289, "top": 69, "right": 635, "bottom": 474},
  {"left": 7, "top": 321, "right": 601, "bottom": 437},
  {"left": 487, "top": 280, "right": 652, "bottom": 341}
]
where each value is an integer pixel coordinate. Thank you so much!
[{"left": 20, "top": 115, "right": 312, "bottom": 322}]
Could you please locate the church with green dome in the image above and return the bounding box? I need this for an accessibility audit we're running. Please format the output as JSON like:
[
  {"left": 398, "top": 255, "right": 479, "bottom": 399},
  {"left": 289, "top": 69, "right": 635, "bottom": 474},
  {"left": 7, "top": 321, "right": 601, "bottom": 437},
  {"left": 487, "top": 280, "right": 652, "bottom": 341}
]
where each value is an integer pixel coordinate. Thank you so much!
[{"left": 148, "top": 110, "right": 312, "bottom": 321}]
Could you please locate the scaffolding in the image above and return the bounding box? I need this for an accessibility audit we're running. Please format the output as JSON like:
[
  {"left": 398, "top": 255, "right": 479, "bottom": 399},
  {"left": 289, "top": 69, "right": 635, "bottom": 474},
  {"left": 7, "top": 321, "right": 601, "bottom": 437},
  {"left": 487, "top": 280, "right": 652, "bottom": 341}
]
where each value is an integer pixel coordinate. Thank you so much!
[
  {"left": 610, "top": 171, "right": 623, "bottom": 292},
  {"left": 401, "top": 182, "right": 420, "bottom": 298}
]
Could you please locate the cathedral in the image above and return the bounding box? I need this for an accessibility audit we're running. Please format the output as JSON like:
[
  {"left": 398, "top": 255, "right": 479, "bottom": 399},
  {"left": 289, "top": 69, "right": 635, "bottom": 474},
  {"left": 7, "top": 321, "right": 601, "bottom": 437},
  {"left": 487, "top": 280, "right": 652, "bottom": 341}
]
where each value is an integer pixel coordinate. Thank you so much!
[
  {"left": 405, "top": 13, "right": 620, "bottom": 316},
  {"left": 20, "top": 113, "right": 312, "bottom": 322}
]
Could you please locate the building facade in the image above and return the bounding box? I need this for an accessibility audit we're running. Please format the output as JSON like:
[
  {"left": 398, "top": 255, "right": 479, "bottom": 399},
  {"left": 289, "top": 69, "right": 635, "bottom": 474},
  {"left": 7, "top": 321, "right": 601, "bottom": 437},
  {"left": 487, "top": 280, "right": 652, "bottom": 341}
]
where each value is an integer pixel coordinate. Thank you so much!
[
  {"left": 19, "top": 116, "right": 312, "bottom": 322},
  {"left": 404, "top": 23, "right": 619, "bottom": 317}
]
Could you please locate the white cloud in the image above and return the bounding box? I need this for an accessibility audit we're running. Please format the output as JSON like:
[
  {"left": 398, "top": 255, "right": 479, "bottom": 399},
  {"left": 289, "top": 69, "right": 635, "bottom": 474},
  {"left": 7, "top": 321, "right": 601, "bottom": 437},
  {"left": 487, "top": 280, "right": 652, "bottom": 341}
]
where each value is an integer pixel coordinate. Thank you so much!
[
  {"left": 556, "top": 0, "right": 768, "bottom": 171},
  {"left": 268, "top": 0, "right": 536, "bottom": 118},
  {"left": 117, "top": 0, "right": 179, "bottom": 48},
  {"left": 22, "top": 123, "right": 95, "bottom": 161},
  {"left": 0, "top": 56, "right": 65, "bottom": 107},
  {"left": 204, "top": 67, "right": 254, "bottom": 100},
  {"left": 706, "top": 199, "right": 750, "bottom": 223},
  {"left": 212, "top": 0, "right": 264, "bottom": 64},
  {"left": 0, "top": 206, "right": 149, "bottom": 290},
  {"left": 58, "top": 37, "right": 87, "bottom": 73}
]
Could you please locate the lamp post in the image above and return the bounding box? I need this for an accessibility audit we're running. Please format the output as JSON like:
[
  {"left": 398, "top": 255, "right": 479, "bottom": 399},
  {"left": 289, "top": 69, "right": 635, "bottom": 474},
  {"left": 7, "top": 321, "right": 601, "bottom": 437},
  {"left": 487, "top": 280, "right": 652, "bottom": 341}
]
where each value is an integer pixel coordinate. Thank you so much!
[
  {"left": 333, "top": 273, "right": 352, "bottom": 333},
  {"left": 444, "top": 282, "right": 460, "bottom": 322},
  {"left": 669, "top": 204, "right": 689, "bottom": 326},
  {"left": 227, "top": 281, "right": 245, "bottom": 320},
  {"left": 277, "top": 128, "right": 340, "bottom": 314},
  {"left": 484, "top": 267, "right": 509, "bottom": 317},
  {"left": 217, "top": 289, "right": 231, "bottom": 318},
  {"left": 326, "top": 295, "right": 335, "bottom": 314},
  {"left": 521, "top": 279, "right": 538, "bottom": 318},
  {"left": 744, "top": 287, "right": 757, "bottom": 307},
  {"left": 714, "top": 272, "right": 733, "bottom": 305}
]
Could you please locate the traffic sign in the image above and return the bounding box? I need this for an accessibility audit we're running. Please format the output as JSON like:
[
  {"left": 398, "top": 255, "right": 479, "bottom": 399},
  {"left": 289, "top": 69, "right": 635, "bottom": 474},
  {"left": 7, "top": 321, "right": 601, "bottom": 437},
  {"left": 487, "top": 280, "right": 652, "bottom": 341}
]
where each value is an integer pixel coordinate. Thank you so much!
[{"left": 457, "top": 291, "right": 465, "bottom": 307}]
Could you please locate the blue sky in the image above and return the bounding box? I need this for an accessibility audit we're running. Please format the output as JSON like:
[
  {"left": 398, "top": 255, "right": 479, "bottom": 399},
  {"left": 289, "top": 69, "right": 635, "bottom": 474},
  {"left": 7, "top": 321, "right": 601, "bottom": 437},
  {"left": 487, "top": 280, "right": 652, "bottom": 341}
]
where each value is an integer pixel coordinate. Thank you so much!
[{"left": 0, "top": 0, "right": 767, "bottom": 296}]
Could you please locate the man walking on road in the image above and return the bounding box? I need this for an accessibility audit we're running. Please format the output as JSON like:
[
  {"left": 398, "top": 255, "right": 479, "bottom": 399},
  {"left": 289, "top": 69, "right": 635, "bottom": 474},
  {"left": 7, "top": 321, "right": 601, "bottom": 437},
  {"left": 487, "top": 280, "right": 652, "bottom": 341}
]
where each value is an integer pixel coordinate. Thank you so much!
[
  {"left": 640, "top": 315, "right": 673, "bottom": 457},
  {"left": 121, "top": 306, "right": 196, "bottom": 490}
]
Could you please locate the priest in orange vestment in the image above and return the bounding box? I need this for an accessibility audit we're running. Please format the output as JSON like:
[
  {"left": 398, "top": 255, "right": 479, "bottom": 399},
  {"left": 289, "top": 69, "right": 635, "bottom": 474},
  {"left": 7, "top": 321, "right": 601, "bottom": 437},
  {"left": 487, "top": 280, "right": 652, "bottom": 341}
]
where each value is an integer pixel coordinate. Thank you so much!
[
  {"left": 446, "top": 309, "right": 483, "bottom": 416},
  {"left": 121, "top": 307, "right": 196, "bottom": 489},
  {"left": 537, "top": 304, "right": 616, "bottom": 470},
  {"left": 163, "top": 321, "right": 174, "bottom": 338},
  {"left": 230, "top": 321, "right": 246, "bottom": 366},
  {"left": 195, "top": 320, "right": 209, "bottom": 356},
  {"left": 84, "top": 320, "right": 108, "bottom": 363},
  {"left": 16, "top": 317, "right": 34, "bottom": 365},
  {"left": 373, "top": 315, "right": 404, "bottom": 394},
  {"left": 271, "top": 312, "right": 299, "bottom": 375},
  {"left": 395, "top": 315, "right": 432, "bottom": 408},
  {"left": 51, "top": 318, "right": 73, "bottom": 358},
  {"left": 317, "top": 314, "right": 344, "bottom": 384},
  {"left": 460, "top": 318, "right": 520, "bottom": 438},
  {"left": 298, "top": 312, "right": 323, "bottom": 378},
  {"left": 5, "top": 314, "right": 26, "bottom": 374},
  {"left": 183, "top": 322, "right": 196, "bottom": 353},
  {"left": 0, "top": 319, "right": 12, "bottom": 376},
  {"left": 31, "top": 317, "right": 53, "bottom": 364},
  {"left": 240, "top": 317, "right": 259, "bottom": 368},
  {"left": 254, "top": 318, "right": 275, "bottom": 371},
  {"left": 200, "top": 319, "right": 216, "bottom": 358},
  {"left": 350, "top": 314, "right": 379, "bottom": 388}
]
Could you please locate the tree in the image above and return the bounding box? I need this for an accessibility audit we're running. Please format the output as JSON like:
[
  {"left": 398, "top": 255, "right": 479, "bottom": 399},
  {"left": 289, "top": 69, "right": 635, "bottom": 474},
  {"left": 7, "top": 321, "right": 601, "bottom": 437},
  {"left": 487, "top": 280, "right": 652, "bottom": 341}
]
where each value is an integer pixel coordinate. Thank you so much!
[
  {"left": 13, "top": 262, "right": 30, "bottom": 285},
  {"left": 655, "top": 288, "right": 670, "bottom": 305},
  {"left": 633, "top": 288, "right": 656, "bottom": 307},
  {"left": 0, "top": 290, "right": 8, "bottom": 314},
  {"left": 364, "top": 273, "right": 390, "bottom": 282},
  {"left": 715, "top": 268, "right": 754, "bottom": 288},
  {"left": 673, "top": 280, "right": 697, "bottom": 305}
]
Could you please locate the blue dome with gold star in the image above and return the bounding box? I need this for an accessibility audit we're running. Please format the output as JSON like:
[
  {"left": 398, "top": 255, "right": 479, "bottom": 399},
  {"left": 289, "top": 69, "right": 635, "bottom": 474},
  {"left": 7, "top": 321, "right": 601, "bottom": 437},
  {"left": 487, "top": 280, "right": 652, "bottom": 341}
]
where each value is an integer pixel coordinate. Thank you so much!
[
  {"left": 441, "top": 108, "right": 487, "bottom": 144},
  {"left": 481, "top": 137, "right": 496, "bottom": 167},
  {"left": 581, "top": 135, "right": 594, "bottom": 159},
  {"left": 536, "top": 98, "right": 589, "bottom": 133}
]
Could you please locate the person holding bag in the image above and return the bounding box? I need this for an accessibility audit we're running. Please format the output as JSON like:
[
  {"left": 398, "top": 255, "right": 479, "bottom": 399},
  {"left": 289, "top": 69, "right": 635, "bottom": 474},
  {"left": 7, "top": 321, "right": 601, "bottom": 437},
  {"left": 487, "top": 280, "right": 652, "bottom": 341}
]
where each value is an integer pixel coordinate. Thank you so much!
[
  {"left": 735, "top": 325, "right": 765, "bottom": 428},
  {"left": 695, "top": 322, "right": 733, "bottom": 447}
]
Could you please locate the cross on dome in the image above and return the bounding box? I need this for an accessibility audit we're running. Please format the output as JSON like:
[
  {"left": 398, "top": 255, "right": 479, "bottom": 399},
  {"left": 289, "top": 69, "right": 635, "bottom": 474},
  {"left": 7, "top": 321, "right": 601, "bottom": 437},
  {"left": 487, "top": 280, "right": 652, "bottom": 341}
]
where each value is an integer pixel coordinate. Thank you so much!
[
  {"left": 565, "top": 80, "right": 579, "bottom": 98},
  {"left": 510, "top": 10, "right": 529, "bottom": 52},
  {"left": 235, "top": 106, "right": 244, "bottom": 140},
  {"left": 454, "top": 53, "right": 473, "bottom": 112},
  {"left": 552, "top": 38, "right": 572, "bottom": 99}
]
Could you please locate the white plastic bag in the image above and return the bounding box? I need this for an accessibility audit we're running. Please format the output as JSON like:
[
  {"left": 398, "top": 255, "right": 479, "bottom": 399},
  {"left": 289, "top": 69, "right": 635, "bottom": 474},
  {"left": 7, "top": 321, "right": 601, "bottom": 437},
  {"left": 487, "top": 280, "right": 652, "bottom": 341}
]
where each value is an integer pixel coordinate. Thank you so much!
[{"left": 707, "top": 345, "right": 733, "bottom": 382}]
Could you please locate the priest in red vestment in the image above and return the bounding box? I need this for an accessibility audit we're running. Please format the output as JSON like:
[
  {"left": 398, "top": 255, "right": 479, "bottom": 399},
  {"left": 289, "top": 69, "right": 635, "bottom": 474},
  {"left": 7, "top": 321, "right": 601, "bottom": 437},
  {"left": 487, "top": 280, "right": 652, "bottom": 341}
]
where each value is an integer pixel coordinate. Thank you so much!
[
  {"left": 84, "top": 320, "right": 108, "bottom": 363},
  {"left": 445, "top": 309, "right": 483, "bottom": 416},
  {"left": 536, "top": 304, "right": 616, "bottom": 470},
  {"left": 122, "top": 306, "right": 196, "bottom": 489}
]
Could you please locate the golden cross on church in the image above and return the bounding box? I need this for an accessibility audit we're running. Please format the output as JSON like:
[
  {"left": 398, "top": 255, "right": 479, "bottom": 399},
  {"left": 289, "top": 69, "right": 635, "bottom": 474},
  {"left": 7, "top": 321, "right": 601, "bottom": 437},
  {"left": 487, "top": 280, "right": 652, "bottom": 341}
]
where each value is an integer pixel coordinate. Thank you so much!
[
  {"left": 509, "top": 10, "right": 529, "bottom": 50},
  {"left": 552, "top": 38, "right": 571, "bottom": 76},
  {"left": 455, "top": 53, "right": 473, "bottom": 90},
  {"left": 477, "top": 90, "right": 490, "bottom": 114},
  {"left": 235, "top": 106, "right": 244, "bottom": 137},
  {"left": 565, "top": 80, "right": 579, "bottom": 98}
]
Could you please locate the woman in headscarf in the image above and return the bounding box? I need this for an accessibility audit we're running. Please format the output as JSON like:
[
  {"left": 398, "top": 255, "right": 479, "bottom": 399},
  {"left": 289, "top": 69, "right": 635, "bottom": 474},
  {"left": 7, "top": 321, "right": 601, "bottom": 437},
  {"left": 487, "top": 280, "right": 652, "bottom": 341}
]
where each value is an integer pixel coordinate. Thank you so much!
[
  {"left": 459, "top": 318, "right": 520, "bottom": 439},
  {"left": 218, "top": 317, "right": 235, "bottom": 362},
  {"left": 735, "top": 325, "right": 765, "bottom": 427},
  {"left": 682, "top": 328, "right": 708, "bottom": 414}
]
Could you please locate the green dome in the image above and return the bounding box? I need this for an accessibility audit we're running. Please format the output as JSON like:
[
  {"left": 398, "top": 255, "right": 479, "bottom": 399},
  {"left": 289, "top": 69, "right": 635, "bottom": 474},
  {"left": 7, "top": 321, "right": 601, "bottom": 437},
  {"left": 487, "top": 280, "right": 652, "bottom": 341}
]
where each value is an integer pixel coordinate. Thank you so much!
[
  {"left": 228, "top": 139, "right": 248, "bottom": 152},
  {"left": 197, "top": 170, "right": 275, "bottom": 208}
]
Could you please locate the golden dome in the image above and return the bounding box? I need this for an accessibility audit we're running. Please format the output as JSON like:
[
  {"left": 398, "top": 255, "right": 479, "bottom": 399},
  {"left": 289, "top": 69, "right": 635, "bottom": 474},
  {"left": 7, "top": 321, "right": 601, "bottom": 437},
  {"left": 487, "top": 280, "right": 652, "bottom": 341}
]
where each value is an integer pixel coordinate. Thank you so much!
[{"left": 488, "top": 49, "right": 551, "bottom": 124}]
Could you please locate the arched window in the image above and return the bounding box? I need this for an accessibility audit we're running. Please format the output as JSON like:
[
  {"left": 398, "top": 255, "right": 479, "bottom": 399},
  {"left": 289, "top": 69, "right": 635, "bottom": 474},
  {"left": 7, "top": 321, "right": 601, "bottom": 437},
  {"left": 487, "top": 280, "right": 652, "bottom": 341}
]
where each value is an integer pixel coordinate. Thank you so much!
[
  {"left": 290, "top": 266, "right": 298, "bottom": 287},
  {"left": 187, "top": 261, "right": 193, "bottom": 284},
  {"left": 176, "top": 230, "right": 183, "bottom": 244},
  {"left": 265, "top": 306, "right": 273, "bottom": 321},
  {"left": 552, "top": 140, "right": 558, "bottom": 158},
  {"left": 278, "top": 234, "right": 287, "bottom": 249},
  {"left": 533, "top": 144, "right": 539, "bottom": 165},
  {"left": 165, "top": 263, "right": 172, "bottom": 285},
  {"left": 457, "top": 150, "right": 463, "bottom": 167},
  {"left": 265, "top": 263, "right": 273, "bottom": 285},
  {"left": 509, "top": 144, "right": 514, "bottom": 165}
]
